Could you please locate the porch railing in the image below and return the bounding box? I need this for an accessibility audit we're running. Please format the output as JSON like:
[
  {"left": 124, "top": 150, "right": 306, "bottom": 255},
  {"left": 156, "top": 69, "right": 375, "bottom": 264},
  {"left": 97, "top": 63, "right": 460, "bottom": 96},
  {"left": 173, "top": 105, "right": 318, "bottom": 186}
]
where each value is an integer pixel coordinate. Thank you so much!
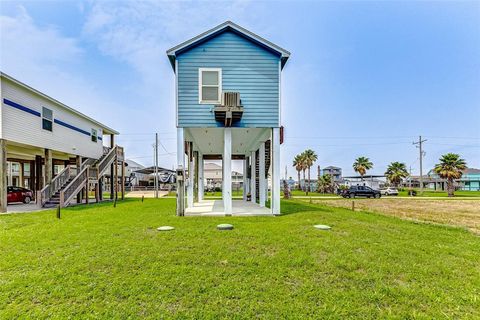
[
  {"left": 60, "top": 166, "right": 89, "bottom": 207},
  {"left": 81, "top": 158, "right": 96, "bottom": 170},
  {"left": 38, "top": 165, "right": 72, "bottom": 207},
  {"left": 98, "top": 146, "right": 117, "bottom": 176}
]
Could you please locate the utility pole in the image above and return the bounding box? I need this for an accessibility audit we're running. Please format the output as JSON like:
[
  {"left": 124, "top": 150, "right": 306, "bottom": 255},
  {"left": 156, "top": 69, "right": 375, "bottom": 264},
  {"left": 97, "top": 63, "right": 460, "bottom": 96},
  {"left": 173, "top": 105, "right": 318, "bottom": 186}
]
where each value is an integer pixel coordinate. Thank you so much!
[
  {"left": 413, "top": 136, "right": 427, "bottom": 194},
  {"left": 408, "top": 165, "right": 413, "bottom": 196},
  {"left": 155, "top": 133, "right": 159, "bottom": 198}
]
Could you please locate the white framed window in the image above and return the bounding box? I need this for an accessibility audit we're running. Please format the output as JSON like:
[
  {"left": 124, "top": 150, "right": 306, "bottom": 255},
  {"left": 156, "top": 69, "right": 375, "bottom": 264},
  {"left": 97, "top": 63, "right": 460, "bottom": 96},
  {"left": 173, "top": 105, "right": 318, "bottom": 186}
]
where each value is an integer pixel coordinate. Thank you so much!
[
  {"left": 91, "top": 129, "right": 98, "bottom": 142},
  {"left": 42, "top": 107, "right": 53, "bottom": 132},
  {"left": 198, "top": 68, "right": 222, "bottom": 104}
]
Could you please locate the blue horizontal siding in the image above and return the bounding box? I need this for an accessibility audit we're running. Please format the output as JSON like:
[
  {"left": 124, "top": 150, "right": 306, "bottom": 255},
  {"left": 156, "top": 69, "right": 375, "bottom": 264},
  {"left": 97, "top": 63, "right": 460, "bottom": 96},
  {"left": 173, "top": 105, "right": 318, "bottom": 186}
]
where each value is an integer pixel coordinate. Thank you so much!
[{"left": 177, "top": 31, "right": 279, "bottom": 128}]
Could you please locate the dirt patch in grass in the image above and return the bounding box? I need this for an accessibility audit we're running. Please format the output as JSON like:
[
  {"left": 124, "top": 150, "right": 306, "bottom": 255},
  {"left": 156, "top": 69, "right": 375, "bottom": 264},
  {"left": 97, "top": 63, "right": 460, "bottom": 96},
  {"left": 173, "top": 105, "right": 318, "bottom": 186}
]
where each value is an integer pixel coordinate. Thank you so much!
[{"left": 314, "top": 199, "right": 480, "bottom": 234}]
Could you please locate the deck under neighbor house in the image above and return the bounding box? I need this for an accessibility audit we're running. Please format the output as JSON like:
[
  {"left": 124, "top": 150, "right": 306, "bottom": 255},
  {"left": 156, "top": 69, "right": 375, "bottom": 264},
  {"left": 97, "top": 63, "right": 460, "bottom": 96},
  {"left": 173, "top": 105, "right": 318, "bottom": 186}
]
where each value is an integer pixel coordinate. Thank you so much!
[{"left": 167, "top": 21, "right": 290, "bottom": 216}]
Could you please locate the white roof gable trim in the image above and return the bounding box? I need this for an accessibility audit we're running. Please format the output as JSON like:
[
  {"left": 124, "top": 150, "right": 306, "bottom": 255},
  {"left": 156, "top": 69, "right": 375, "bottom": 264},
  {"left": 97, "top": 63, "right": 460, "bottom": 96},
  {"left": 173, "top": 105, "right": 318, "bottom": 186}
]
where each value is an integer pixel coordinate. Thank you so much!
[{"left": 167, "top": 21, "right": 290, "bottom": 64}]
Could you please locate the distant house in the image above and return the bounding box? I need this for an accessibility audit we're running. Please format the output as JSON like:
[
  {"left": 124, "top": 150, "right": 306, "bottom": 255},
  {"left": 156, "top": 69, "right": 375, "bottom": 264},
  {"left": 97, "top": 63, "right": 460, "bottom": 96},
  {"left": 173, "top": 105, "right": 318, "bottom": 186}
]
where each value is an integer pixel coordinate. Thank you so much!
[
  {"left": 321, "top": 166, "right": 343, "bottom": 182},
  {"left": 0, "top": 72, "right": 123, "bottom": 211},
  {"left": 459, "top": 168, "right": 480, "bottom": 191},
  {"left": 422, "top": 168, "right": 480, "bottom": 191},
  {"left": 343, "top": 175, "right": 386, "bottom": 190},
  {"left": 402, "top": 168, "right": 480, "bottom": 191},
  {"left": 124, "top": 159, "right": 150, "bottom": 186},
  {"left": 204, "top": 162, "right": 243, "bottom": 191}
]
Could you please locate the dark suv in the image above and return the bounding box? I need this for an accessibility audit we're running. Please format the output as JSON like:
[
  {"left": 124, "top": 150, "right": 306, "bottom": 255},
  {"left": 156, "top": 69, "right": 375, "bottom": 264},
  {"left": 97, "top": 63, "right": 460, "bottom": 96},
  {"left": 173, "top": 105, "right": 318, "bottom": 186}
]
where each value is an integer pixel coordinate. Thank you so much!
[{"left": 340, "top": 186, "right": 381, "bottom": 198}]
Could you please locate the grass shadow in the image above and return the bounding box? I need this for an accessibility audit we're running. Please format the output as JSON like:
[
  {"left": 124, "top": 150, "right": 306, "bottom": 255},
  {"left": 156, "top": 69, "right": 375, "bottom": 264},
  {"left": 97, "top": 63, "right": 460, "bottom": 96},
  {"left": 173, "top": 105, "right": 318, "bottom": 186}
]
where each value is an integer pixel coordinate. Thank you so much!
[{"left": 280, "top": 199, "right": 333, "bottom": 216}]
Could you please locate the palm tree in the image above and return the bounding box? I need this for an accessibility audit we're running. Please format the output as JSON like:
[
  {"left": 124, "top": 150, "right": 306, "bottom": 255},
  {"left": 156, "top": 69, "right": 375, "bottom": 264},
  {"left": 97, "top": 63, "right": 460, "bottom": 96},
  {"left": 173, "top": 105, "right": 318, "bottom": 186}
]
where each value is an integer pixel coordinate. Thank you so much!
[
  {"left": 385, "top": 162, "right": 409, "bottom": 187},
  {"left": 434, "top": 153, "right": 467, "bottom": 197},
  {"left": 293, "top": 154, "right": 303, "bottom": 191},
  {"left": 300, "top": 152, "right": 307, "bottom": 192},
  {"left": 303, "top": 149, "right": 317, "bottom": 195},
  {"left": 318, "top": 174, "right": 333, "bottom": 194},
  {"left": 353, "top": 157, "right": 373, "bottom": 180}
]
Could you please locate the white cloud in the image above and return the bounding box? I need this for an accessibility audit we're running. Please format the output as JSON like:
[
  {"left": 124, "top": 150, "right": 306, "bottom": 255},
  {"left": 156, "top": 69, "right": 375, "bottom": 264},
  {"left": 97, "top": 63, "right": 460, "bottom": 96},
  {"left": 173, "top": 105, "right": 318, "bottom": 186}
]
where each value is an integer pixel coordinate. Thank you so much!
[
  {"left": 0, "top": 5, "right": 82, "bottom": 72},
  {"left": 0, "top": 6, "right": 123, "bottom": 141},
  {"left": 82, "top": 1, "right": 255, "bottom": 87}
]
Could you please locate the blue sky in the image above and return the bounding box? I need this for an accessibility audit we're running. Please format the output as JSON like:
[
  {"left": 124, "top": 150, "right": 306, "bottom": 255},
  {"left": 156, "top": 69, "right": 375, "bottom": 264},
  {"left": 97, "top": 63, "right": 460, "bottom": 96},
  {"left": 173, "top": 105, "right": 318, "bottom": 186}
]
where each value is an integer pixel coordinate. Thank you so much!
[{"left": 1, "top": 1, "right": 479, "bottom": 177}]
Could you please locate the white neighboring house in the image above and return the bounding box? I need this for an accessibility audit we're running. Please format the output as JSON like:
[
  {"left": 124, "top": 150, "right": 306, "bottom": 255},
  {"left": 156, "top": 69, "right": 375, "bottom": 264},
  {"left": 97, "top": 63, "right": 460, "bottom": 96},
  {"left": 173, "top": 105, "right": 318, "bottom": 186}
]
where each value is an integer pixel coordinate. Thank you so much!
[
  {"left": 204, "top": 162, "right": 243, "bottom": 191},
  {"left": 124, "top": 159, "right": 150, "bottom": 186},
  {"left": 343, "top": 176, "right": 386, "bottom": 190},
  {"left": 0, "top": 72, "right": 121, "bottom": 212}
]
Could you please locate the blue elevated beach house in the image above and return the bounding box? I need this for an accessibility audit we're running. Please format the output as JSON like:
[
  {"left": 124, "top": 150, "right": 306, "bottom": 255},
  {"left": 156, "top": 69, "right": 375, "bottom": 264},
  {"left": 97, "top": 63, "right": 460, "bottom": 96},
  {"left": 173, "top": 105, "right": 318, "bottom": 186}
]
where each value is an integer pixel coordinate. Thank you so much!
[{"left": 167, "top": 21, "right": 290, "bottom": 216}]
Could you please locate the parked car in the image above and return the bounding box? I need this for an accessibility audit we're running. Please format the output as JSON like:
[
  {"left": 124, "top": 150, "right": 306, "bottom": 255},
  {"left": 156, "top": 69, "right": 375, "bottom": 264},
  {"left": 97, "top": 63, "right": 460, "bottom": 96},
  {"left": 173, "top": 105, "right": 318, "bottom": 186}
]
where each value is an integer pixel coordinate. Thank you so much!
[
  {"left": 7, "top": 186, "right": 34, "bottom": 204},
  {"left": 340, "top": 186, "right": 381, "bottom": 198},
  {"left": 380, "top": 187, "right": 399, "bottom": 196}
]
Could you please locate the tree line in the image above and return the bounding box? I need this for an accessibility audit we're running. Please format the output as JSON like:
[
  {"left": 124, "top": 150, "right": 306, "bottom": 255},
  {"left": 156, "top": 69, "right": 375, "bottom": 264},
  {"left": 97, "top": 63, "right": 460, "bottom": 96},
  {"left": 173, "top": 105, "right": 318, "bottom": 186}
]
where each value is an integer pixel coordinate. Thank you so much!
[{"left": 292, "top": 151, "right": 467, "bottom": 197}]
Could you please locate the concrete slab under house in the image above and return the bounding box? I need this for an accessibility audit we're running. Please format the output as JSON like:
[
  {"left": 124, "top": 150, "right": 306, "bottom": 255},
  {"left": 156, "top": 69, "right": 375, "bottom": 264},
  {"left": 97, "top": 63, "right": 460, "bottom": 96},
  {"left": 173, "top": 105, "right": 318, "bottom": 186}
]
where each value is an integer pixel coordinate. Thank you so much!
[
  {"left": 167, "top": 21, "right": 290, "bottom": 216},
  {"left": 0, "top": 72, "right": 126, "bottom": 213}
]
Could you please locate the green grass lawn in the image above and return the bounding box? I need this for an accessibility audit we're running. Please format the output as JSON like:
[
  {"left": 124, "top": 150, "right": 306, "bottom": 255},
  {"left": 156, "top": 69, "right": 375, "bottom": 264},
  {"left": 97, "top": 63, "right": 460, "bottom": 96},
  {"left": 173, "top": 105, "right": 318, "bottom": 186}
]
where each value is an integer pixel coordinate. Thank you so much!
[{"left": 1, "top": 199, "right": 479, "bottom": 318}]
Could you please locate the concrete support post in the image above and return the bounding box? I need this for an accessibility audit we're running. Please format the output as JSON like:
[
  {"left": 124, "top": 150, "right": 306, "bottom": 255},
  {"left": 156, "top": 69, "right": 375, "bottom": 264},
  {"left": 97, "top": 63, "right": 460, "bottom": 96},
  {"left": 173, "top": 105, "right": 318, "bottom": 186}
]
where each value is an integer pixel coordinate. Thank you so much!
[
  {"left": 194, "top": 151, "right": 199, "bottom": 203},
  {"left": 0, "top": 139, "right": 7, "bottom": 213},
  {"left": 176, "top": 128, "right": 185, "bottom": 216},
  {"left": 250, "top": 151, "right": 256, "bottom": 203},
  {"left": 259, "top": 142, "right": 266, "bottom": 207},
  {"left": 44, "top": 149, "right": 53, "bottom": 186},
  {"left": 245, "top": 157, "right": 250, "bottom": 197},
  {"left": 243, "top": 158, "right": 248, "bottom": 201},
  {"left": 187, "top": 144, "right": 194, "bottom": 208},
  {"left": 223, "top": 128, "right": 232, "bottom": 216},
  {"left": 272, "top": 128, "right": 281, "bottom": 215},
  {"left": 198, "top": 152, "right": 204, "bottom": 202}
]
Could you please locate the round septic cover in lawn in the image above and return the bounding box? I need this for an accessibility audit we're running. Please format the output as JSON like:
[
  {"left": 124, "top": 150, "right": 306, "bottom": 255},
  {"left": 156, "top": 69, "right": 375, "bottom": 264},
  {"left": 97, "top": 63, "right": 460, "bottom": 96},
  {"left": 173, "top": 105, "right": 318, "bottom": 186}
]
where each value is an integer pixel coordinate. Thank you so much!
[
  {"left": 314, "top": 224, "right": 332, "bottom": 230},
  {"left": 217, "top": 224, "right": 234, "bottom": 230},
  {"left": 157, "top": 226, "right": 175, "bottom": 231}
]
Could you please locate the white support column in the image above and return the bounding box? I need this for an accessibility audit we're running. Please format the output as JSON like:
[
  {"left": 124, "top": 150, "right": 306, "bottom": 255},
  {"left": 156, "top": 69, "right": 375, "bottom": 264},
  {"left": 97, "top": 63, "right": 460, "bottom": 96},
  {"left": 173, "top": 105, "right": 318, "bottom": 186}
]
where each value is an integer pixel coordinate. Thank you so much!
[
  {"left": 198, "top": 152, "right": 204, "bottom": 201},
  {"left": 250, "top": 151, "right": 256, "bottom": 203},
  {"left": 259, "top": 142, "right": 266, "bottom": 207},
  {"left": 223, "top": 128, "right": 232, "bottom": 216},
  {"left": 247, "top": 157, "right": 250, "bottom": 197},
  {"left": 242, "top": 158, "right": 247, "bottom": 201},
  {"left": 187, "top": 144, "right": 194, "bottom": 208},
  {"left": 176, "top": 128, "right": 185, "bottom": 216},
  {"left": 272, "top": 128, "right": 281, "bottom": 215}
]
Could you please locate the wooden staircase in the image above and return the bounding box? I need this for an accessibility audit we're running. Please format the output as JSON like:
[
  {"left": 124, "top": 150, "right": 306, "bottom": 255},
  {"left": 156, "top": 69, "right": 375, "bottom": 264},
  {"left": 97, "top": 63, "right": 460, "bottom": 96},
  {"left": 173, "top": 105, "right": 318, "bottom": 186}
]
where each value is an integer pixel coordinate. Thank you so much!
[
  {"left": 38, "top": 146, "right": 123, "bottom": 208},
  {"left": 255, "top": 140, "right": 271, "bottom": 201}
]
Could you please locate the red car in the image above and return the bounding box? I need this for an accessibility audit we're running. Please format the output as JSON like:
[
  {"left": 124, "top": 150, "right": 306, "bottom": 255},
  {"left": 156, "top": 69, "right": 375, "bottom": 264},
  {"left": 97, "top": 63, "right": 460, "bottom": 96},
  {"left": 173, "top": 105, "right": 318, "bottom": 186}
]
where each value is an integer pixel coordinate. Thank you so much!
[{"left": 7, "top": 186, "right": 34, "bottom": 204}]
